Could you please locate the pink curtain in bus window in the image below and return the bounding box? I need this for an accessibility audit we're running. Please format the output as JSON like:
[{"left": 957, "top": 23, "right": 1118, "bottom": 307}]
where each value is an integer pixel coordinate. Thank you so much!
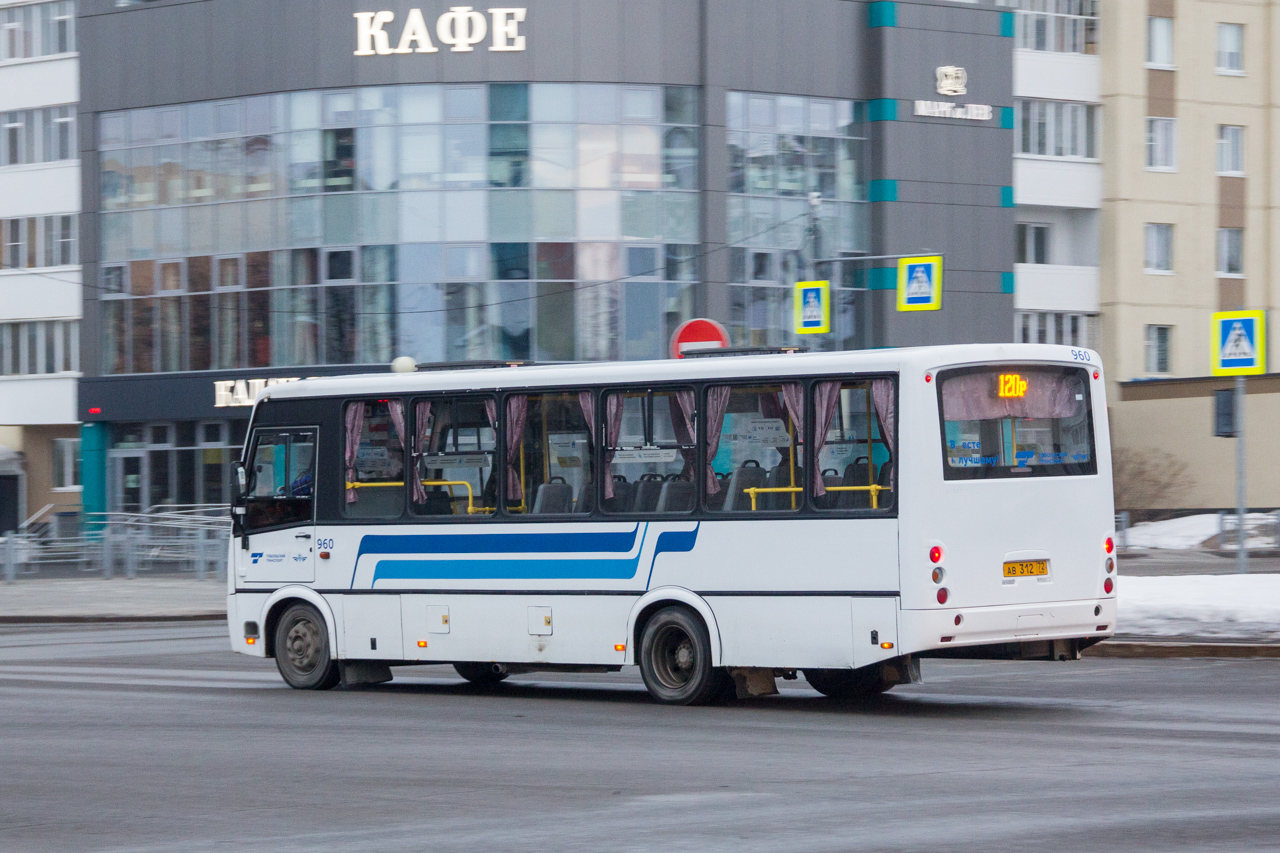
[
  {"left": 502, "top": 395, "right": 528, "bottom": 501},
  {"left": 410, "top": 401, "right": 430, "bottom": 505},
  {"left": 871, "top": 380, "right": 896, "bottom": 455},
  {"left": 940, "top": 371, "right": 1083, "bottom": 421},
  {"left": 578, "top": 391, "right": 603, "bottom": 499},
  {"left": 810, "top": 381, "right": 842, "bottom": 497},
  {"left": 672, "top": 390, "right": 697, "bottom": 483},
  {"left": 344, "top": 402, "right": 365, "bottom": 504},
  {"left": 702, "top": 385, "right": 732, "bottom": 494},
  {"left": 603, "top": 393, "right": 624, "bottom": 499},
  {"left": 780, "top": 381, "right": 804, "bottom": 438}
]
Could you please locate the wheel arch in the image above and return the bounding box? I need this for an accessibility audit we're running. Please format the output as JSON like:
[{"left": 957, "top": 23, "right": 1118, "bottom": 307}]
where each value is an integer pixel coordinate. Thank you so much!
[
  {"left": 260, "top": 587, "right": 339, "bottom": 660},
  {"left": 625, "top": 587, "right": 722, "bottom": 666}
]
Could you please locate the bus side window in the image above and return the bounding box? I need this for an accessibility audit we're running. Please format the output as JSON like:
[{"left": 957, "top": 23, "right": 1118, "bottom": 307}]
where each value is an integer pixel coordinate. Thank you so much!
[
  {"left": 811, "top": 379, "right": 895, "bottom": 511},
  {"left": 504, "top": 391, "right": 594, "bottom": 516},
  {"left": 410, "top": 396, "right": 498, "bottom": 518},
  {"left": 244, "top": 429, "right": 316, "bottom": 532},
  {"left": 704, "top": 383, "right": 804, "bottom": 513},
  {"left": 601, "top": 388, "right": 696, "bottom": 515},
  {"left": 343, "top": 400, "right": 407, "bottom": 519}
]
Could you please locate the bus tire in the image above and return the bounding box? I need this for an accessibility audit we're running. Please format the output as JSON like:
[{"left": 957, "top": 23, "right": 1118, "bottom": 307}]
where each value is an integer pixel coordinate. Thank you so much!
[
  {"left": 802, "top": 666, "right": 890, "bottom": 700},
  {"left": 638, "top": 606, "right": 726, "bottom": 705},
  {"left": 274, "top": 602, "right": 340, "bottom": 690},
  {"left": 454, "top": 662, "right": 510, "bottom": 685}
]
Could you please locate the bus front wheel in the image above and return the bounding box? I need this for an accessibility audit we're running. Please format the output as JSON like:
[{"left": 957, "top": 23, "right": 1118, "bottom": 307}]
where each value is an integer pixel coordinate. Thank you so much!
[
  {"left": 638, "top": 606, "right": 727, "bottom": 705},
  {"left": 802, "top": 666, "right": 890, "bottom": 700},
  {"left": 274, "top": 603, "right": 340, "bottom": 690}
]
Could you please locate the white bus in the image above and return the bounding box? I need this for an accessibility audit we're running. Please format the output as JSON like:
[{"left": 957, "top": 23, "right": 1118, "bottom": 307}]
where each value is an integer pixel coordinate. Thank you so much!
[{"left": 227, "top": 344, "right": 1117, "bottom": 704}]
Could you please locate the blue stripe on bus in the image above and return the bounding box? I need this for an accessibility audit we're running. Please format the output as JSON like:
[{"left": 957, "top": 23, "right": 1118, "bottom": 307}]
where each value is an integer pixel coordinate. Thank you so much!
[
  {"left": 364, "top": 523, "right": 700, "bottom": 586},
  {"left": 356, "top": 525, "right": 641, "bottom": 560}
]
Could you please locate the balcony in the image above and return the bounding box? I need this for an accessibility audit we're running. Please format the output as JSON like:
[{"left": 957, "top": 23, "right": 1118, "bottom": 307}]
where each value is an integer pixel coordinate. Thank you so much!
[
  {"left": 1014, "top": 263, "right": 1099, "bottom": 314},
  {"left": 1014, "top": 157, "right": 1101, "bottom": 210}
]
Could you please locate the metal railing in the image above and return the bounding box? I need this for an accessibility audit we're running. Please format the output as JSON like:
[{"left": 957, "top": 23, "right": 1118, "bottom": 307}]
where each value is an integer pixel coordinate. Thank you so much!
[
  {"left": 2, "top": 504, "right": 231, "bottom": 583},
  {"left": 1218, "top": 511, "right": 1280, "bottom": 553}
]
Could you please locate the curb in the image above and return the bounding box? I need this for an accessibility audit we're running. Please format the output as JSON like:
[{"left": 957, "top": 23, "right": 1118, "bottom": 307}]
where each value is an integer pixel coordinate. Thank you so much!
[
  {"left": 0, "top": 613, "right": 227, "bottom": 625},
  {"left": 1086, "top": 640, "right": 1280, "bottom": 659}
]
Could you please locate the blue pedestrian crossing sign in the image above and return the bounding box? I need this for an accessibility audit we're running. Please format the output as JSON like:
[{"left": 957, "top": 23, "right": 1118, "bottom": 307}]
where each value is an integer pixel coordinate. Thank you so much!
[
  {"left": 1211, "top": 310, "right": 1267, "bottom": 376},
  {"left": 793, "top": 280, "right": 830, "bottom": 335},
  {"left": 896, "top": 256, "right": 943, "bottom": 312}
]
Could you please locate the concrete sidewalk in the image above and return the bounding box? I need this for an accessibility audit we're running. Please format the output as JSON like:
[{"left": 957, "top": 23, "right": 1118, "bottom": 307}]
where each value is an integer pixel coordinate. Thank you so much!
[{"left": 0, "top": 578, "right": 226, "bottom": 622}]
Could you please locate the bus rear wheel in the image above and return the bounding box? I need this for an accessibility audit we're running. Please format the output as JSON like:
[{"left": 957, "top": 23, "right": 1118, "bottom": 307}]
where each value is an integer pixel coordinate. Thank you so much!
[
  {"left": 638, "top": 606, "right": 726, "bottom": 705},
  {"left": 274, "top": 603, "right": 340, "bottom": 690},
  {"left": 454, "top": 663, "right": 510, "bottom": 685},
  {"left": 802, "top": 666, "right": 890, "bottom": 700}
]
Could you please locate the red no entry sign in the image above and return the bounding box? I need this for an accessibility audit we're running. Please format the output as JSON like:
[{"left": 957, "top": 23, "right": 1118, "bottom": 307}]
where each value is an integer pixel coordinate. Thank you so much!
[{"left": 670, "top": 318, "right": 730, "bottom": 359}]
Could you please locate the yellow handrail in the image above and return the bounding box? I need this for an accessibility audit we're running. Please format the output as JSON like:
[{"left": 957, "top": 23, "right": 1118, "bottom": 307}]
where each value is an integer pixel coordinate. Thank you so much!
[
  {"left": 743, "top": 483, "right": 893, "bottom": 511},
  {"left": 345, "top": 479, "right": 494, "bottom": 515}
]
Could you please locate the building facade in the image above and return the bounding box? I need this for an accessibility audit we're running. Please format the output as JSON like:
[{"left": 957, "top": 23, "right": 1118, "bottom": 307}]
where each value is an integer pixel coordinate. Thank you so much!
[
  {"left": 1005, "top": 0, "right": 1101, "bottom": 351},
  {"left": 1100, "top": 0, "right": 1280, "bottom": 509},
  {"left": 0, "top": 0, "right": 81, "bottom": 533},
  {"left": 74, "top": 0, "right": 1017, "bottom": 514}
]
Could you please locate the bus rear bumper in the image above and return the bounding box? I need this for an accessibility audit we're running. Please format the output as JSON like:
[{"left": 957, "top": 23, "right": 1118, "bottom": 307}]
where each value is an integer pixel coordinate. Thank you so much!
[{"left": 899, "top": 598, "right": 1116, "bottom": 656}]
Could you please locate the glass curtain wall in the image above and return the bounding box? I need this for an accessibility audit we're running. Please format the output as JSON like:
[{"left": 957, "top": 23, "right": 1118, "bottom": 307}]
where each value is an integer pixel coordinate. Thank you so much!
[
  {"left": 725, "top": 92, "right": 868, "bottom": 351},
  {"left": 97, "top": 83, "right": 702, "bottom": 374}
]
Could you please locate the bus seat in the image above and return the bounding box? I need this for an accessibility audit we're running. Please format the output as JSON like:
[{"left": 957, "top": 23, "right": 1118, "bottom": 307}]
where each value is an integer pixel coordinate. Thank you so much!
[
  {"left": 705, "top": 472, "right": 730, "bottom": 511},
  {"left": 763, "top": 461, "right": 801, "bottom": 510},
  {"left": 840, "top": 460, "right": 873, "bottom": 510},
  {"left": 574, "top": 483, "right": 595, "bottom": 513},
  {"left": 722, "top": 460, "right": 767, "bottom": 511},
  {"left": 629, "top": 473, "right": 665, "bottom": 513},
  {"left": 602, "top": 476, "right": 632, "bottom": 513},
  {"left": 654, "top": 478, "right": 694, "bottom": 513},
  {"left": 532, "top": 478, "right": 573, "bottom": 514},
  {"left": 814, "top": 468, "right": 842, "bottom": 510},
  {"left": 875, "top": 460, "right": 895, "bottom": 509}
]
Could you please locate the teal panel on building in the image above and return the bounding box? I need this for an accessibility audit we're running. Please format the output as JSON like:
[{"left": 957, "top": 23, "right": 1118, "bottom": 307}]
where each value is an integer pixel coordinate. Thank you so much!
[
  {"left": 80, "top": 422, "right": 108, "bottom": 522},
  {"left": 869, "top": 1, "right": 896, "bottom": 28},
  {"left": 869, "top": 179, "right": 898, "bottom": 203}
]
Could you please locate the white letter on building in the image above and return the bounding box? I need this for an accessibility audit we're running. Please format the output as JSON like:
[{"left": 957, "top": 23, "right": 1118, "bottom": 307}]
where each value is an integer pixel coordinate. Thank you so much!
[
  {"left": 394, "top": 8, "right": 439, "bottom": 53},
  {"left": 489, "top": 8, "right": 526, "bottom": 51},
  {"left": 353, "top": 11, "right": 396, "bottom": 56},
  {"left": 213, "top": 380, "right": 235, "bottom": 408},
  {"left": 437, "top": 6, "right": 487, "bottom": 52}
]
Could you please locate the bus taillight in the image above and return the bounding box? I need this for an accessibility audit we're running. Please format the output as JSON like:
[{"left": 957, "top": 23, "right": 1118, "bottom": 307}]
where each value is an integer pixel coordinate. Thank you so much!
[
  {"left": 936, "top": 588, "right": 949, "bottom": 605},
  {"left": 929, "top": 546, "right": 943, "bottom": 563},
  {"left": 1104, "top": 537, "right": 1114, "bottom": 554},
  {"left": 1104, "top": 578, "right": 1114, "bottom": 594}
]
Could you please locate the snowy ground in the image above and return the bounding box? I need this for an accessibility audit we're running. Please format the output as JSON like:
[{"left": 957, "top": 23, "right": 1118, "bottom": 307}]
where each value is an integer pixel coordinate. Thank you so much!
[
  {"left": 1117, "top": 574, "right": 1280, "bottom": 641},
  {"left": 1123, "top": 512, "right": 1278, "bottom": 551}
]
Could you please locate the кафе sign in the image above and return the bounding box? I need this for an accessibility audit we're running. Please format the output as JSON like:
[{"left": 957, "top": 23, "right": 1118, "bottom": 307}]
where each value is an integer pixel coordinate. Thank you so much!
[{"left": 354, "top": 6, "right": 527, "bottom": 55}]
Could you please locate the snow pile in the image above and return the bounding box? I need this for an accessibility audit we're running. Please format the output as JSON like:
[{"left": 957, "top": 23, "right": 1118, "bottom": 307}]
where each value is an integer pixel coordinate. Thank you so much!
[
  {"left": 1117, "top": 574, "right": 1280, "bottom": 641},
  {"left": 1122, "top": 512, "right": 1276, "bottom": 550}
]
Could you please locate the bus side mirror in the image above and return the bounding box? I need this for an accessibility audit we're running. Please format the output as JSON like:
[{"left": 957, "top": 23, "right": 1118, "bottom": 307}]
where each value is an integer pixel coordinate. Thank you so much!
[{"left": 234, "top": 461, "right": 248, "bottom": 497}]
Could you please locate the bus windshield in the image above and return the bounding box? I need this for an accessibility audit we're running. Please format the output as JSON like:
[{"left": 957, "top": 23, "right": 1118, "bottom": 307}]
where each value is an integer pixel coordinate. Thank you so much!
[{"left": 938, "top": 364, "right": 1096, "bottom": 480}]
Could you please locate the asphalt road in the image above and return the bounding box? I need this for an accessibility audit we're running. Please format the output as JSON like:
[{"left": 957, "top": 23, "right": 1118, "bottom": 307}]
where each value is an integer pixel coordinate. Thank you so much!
[{"left": 2, "top": 623, "right": 1279, "bottom": 852}]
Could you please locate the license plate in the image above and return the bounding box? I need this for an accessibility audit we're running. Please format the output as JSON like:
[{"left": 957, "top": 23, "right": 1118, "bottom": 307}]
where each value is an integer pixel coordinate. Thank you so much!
[{"left": 1003, "top": 559, "right": 1049, "bottom": 577}]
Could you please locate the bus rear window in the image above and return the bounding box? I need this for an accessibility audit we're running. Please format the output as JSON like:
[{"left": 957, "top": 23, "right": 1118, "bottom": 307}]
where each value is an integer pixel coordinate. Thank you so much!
[{"left": 938, "top": 365, "right": 1096, "bottom": 480}]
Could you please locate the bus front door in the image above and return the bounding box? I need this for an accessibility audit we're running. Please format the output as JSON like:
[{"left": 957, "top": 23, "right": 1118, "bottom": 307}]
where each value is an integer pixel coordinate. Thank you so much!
[{"left": 239, "top": 428, "right": 317, "bottom": 585}]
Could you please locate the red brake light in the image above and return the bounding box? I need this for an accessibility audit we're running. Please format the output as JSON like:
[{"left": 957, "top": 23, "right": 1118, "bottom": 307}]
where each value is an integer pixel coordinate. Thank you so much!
[
  {"left": 88, "top": 407, "right": 102, "bottom": 414},
  {"left": 1104, "top": 577, "right": 1114, "bottom": 594},
  {"left": 929, "top": 546, "right": 943, "bottom": 564},
  {"left": 1104, "top": 537, "right": 1114, "bottom": 554},
  {"left": 937, "top": 588, "right": 949, "bottom": 605},
  {"left": 1093, "top": 370, "right": 1100, "bottom": 380}
]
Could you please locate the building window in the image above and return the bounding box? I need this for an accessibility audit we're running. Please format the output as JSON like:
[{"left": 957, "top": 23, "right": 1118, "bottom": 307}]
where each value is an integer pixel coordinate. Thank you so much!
[
  {"left": 1144, "top": 223, "right": 1173, "bottom": 272},
  {"left": 1, "top": 106, "right": 76, "bottom": 166},
  {"left": 0, "top": 1, "right": 75, "bottom": 60},
  {"left": 1145, "top": 118, "right": 1176, "bottom": 171},
  {"left": 1015, "top": 311, "right": 1095, "bottom": 348},
  {"left": 52, "top": 438, "right": 81, "bottom": 490},
  {"left": 0, "top": 320, "right": 78, "bottom": 375},
  {"left": 1216, "top": 23, "right": 1243, "bottom": 74},
  {"left": 0, "top": 215, "right": 77, "bottom": 268},
  {"left": 1016, "top": 223, "right": 1049, "bottom": 265},
  {"left": 1217, "top": 125, "right": 1244, "bottom": 175},
  {"left": 1005, "top": 0, "right": 1097, "bottom": 55},
  {"left": 1217, "top": 228, "right": 1243, "bottom": 277},
  {"left": 1015, "top": 100, "right": 1098, "bottom": 160},
  {"left": 1146, "top": 16, "right": 1173, "bottom": 68},
  {"left": 1145, "top": 325, "right": 1171, "bottom": 374}
]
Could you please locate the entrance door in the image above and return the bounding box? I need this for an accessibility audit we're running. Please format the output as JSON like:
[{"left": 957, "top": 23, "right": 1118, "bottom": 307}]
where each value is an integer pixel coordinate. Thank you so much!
[
  {"left": 113, "top": 453, "right": 147, "bottom": 512},
  {"left": 0, "top": 475, "right": 18, "bottom": 534},
  {"left": 240, "top": 428, "right": 316, "bottom": 584}
]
